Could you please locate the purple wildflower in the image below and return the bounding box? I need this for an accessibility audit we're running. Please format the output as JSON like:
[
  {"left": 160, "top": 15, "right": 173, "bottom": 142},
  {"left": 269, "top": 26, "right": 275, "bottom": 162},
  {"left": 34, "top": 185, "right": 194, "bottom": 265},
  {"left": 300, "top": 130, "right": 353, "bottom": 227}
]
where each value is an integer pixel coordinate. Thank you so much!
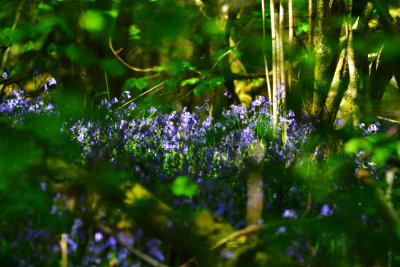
[{"left": 94, "top": 232, "right": 103, "bottom": 242}]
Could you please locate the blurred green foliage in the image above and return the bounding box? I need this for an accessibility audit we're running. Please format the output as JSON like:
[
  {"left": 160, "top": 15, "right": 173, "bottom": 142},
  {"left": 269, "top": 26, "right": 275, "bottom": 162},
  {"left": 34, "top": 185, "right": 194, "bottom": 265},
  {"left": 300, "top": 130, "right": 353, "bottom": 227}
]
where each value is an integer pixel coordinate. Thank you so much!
[{"left": 1, "top": 0, "right": 400, "bottom": 266}]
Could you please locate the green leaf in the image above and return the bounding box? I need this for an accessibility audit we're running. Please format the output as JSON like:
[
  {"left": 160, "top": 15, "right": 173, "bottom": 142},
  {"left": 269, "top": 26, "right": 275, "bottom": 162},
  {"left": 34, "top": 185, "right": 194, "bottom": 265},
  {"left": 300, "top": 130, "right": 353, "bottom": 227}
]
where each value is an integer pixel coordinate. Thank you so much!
[
  {"left": 372, "top": 147, "right": 392, "bottom": 166},
  {"left": 209, "top": 77, "right": 224, "bottom": 87},
  {"left": 296, "top": 21, "right": 309, "bottom": 35},
  {"left": 344, "top": 138, "right": 360, "bottom": 154},
  {"left": 171, "top": 176, "right": 197, "bottom": 197},
  {"left": 129, "top": 24, "right": 141, "bottom": 40},
  {"left": 396, "top": 142, "right": 400, "bottom": 157},
  {"left": 194, "top": 83, "right": 209, "bottom": 96},
  {"left": 80, "top": 10, "right": 105, "bottom": 32},
  {"left": 181, "top": 77, "right": 200, "bottom": 86},
  {"left": 232, "top": 49, "right": 242, "bottom": 58},
  {"left": 123, "top": 78, "right": 147, "bottom": 90},
  {"left": 204, "top": 19, "right": 221, "bottom": 35},
  {"left": 63, "top": 44, "right": 95, "bottom": 67},
  {"left": 156, "top": 66, "right": 165, "bottom": 72}
]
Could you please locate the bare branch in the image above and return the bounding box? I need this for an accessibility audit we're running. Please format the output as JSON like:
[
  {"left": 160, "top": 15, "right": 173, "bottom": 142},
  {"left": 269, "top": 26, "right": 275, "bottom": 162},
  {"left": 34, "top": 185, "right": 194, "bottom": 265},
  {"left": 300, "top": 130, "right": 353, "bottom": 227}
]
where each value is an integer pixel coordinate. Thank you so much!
[{"left": 109, "top": 38, "right": 158, "bottom": 72}]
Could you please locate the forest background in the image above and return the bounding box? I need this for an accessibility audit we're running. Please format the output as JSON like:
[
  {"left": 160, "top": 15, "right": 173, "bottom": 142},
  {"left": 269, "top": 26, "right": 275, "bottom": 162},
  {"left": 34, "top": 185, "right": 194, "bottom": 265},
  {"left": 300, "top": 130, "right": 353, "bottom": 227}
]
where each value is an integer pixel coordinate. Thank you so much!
[{"left": 1, "top": 0, "right": 400, "bottom": 266}]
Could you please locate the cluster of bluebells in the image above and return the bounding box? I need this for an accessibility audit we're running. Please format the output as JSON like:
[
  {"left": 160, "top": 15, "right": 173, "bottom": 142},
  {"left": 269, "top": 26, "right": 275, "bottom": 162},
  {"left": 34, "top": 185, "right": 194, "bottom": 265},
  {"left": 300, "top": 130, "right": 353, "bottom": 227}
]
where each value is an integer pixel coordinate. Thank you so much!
[
  {"left": 0, "top": 72, "right": 56, "bottom": 117},
  {"left": 1, "top": 79, "right": 391, "bottom": 266},
  {"left": 67, "top": 93, "right": 319, "bottom": 223}
]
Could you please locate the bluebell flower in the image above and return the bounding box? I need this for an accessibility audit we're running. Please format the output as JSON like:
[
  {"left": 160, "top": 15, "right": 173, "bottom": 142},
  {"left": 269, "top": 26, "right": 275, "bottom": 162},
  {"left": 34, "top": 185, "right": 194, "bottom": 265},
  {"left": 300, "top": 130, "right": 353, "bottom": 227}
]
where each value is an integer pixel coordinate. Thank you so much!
[
  {"left": 367, "top": 123, "right": 378, "bottom": 134},
  {"left": 94, "top": 232, "right": 103, "bottom": 242},
  {"left": 335, "top": 119, "right": 344, "bottom": 127},
  {"left": 2, "top": 72, "right": 8, "bottom": 78},
  {"left": 251, "top": 96, "right": 265, "bottom": 107},
  {"left": 40, "top": 182, "right": 46, "bottom": 191},
  {"left": 149, "top": 247, "right": 165, "bottom": 262},
  {"left": 71, "top": 218, "right": 83, "bottom": 236},
  {"left": 44, "top": 103, "right": 54, "bottom": 111},
  {"left": 65, "top": 234, "right": 77, "bottom": 251},
  {"left": 146, "top": 238, "right": 161, "bottom": 248},
  {"left": 277, "top": 85, "right": 285, "bottom": 95},
  {"left": 223, "top": 91, "right": 232, "bottom": 98},
  {"left": 118, "top": 232, "right": 134, "bottom": 245},
  {"left": 111, "top": 97, "right": 118, "bottom": 104},
  {"left": 320, "top": 204, "right": 333, "bottom": 216},
  {"left": 48, "top": 77, "right": 57, "bottom": 86},
  {"left": 276, "top": 226, "right": 286, "bottom": 234},
  {"left": 122, "top": 90, "right": 131, "bottom": 99},
  {"left": 224, "top": 251, "right": 233, "bottom": 259},
  {"left": 282, "top": 209, "right": 297, "bottom": 219}
]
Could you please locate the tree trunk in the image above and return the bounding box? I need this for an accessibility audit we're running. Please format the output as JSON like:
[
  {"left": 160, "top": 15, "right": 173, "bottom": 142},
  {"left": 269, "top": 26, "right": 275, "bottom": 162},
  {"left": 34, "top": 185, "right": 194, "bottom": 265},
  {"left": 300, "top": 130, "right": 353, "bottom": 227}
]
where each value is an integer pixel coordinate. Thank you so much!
[
  {"left": 312, "top": 0, "right": 345, "bottom": 119},
  {"left": 308, "top": 0, "right": 315, "bottom": 47},
  {"left": 270, "top": 0, "right": 279, "bottom": 135},
  {"left": 321, "top": 48, "right": 349, "bottom": 125},
  {"left": 262, "top": 0, "right": 272, "bottom": 106},
  {"left": 337, "top": 6, "right": 361, "bottom": 127},
  {"left": 288, "top": 0, "right": 294, "bottom": 93}
]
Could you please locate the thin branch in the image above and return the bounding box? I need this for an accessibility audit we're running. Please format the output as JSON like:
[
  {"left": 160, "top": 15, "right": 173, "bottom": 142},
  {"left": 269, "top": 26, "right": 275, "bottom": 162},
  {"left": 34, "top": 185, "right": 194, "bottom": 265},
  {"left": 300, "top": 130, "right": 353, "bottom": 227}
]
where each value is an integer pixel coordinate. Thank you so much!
[
  {"left": 96, "top": 223, "right": 171, "bottom": 267},
  {"left": 211, "top": 49, "right": 232, "bottom": 72},
  {"left": 116, "top": 80, "right": 168, "bottom": 111},
  {"left": 210, "top": 224, "right": 265, "bottom": 251},
  {"left": 109, "top": 38, "right": 158, "bottom": 72},
  {"left": 376, "top": 116, "right": 400, "bottom": 125}
]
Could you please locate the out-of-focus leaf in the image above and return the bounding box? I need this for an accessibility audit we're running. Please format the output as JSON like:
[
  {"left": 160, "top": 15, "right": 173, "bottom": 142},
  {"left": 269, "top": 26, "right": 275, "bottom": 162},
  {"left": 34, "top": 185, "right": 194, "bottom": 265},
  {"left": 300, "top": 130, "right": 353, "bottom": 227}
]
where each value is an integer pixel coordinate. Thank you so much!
[
  {"left": 396, "top": 142, "right": 400, "bottom": 157},
  {"left": 296, "top": 21, "right": 309, "bottom": 35},
  {"left": 171, "top": 176, "right": 197, "bottom": 197},
  {"left": 123, "top": 78, "right": 147, "bottom": 90},
  {"left": 204, "top": 19, "right": 222, "bottom": 35},
  {"left": 100, "top": 59, "right": 126, "bottom": 77},
  {"left": 63, "top": 44, "right": 95, "bottom": 67},
  {"left": 181, "top": 77, "right": 200, "bottom": 86},
  {"left": 372, "top": 147, "right": 392, "bottom": 166},
  {"left": 156, "top": 66, "right": 165, "bottom": 72},
  {"left": 128, "top": 24, "right": 141, "bottom": 40},
  {"left": 344, "top": 138, "right": 361, "bottom": 154},
  {"left": 232, "top": 49, "right": 242, "bottom": 58},
  {"left": 209, "top": 77, "right": 224, "bottom": 87},
  {"left": 80, "top": 10, "right": 105, "bottom": 32},
  {"left": 191, "top": 34, "right": 203, "bottom": 45},
  {"left": 125, "top": 183, "right": 152, "bottom": 205},
  {"left": 23, "top": 114, "right": 64, "bottom": 146},
  {"left": 194, "top": 83, "right": 209, "bottom": 96}
]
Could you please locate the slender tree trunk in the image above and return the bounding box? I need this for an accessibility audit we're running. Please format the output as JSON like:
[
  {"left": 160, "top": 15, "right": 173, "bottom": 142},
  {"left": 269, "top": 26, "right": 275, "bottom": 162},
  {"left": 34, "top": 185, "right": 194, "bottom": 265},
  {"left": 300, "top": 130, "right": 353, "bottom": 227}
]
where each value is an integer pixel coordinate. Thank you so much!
[
  {"left": 270, "top": 0, "right": 279, "bottom": 135},
  {"left": 288, "top": 0, "right": 294, "bottom": 92},
  {"left": 308, "top": 0, "right": 315, "bottom": 47},
  {"left": 261, "top": 0, "right": 272, "bottom": 107},
  {"left": 246, "top": 141, "right": 265, "bottom": 228},
  {"left": 279, "top": 0, "right": 285, "bottom": 101},
  {"left": 278, "top": 0, "right": 288, "bottom": 143}
]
